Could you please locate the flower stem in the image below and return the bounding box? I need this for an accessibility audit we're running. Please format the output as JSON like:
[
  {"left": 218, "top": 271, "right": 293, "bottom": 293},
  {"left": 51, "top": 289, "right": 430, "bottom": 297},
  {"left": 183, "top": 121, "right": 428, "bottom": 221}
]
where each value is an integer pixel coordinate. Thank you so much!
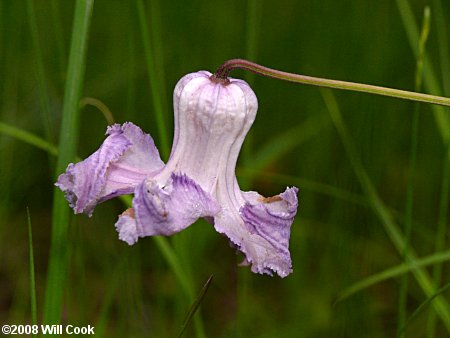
[{"left": 213, "top": 58, "right": 450, "bottom": 107}]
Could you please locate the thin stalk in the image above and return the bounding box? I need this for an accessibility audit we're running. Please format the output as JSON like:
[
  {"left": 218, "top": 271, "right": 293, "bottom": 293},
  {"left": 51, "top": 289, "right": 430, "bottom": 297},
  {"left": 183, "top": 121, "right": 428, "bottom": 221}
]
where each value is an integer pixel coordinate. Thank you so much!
[
  {"left": 428, "top": 1, "right": 450, "bottom": 336},
  {"left": 431, "top": 0, "right": 450, "bottom": 96},
  {"left": 402, "top": 283, "right": 450, "bottom": 337},
  {"left": 126, "top": 14, "right": 137, "bottom": 121},
  {"left": 322, "top": 89, "right": 450, "bottom": 333},
  {"left": 243, "top": 0, "right": 261, "bottom": 86},
  {"left": 240, "top": 0, "right": 261, "bottom": 189},
  {"left": 80, "top": 97, "right": 115, "bottom": 125},
  {"left": 0, "top": 122, "right": 58, "bottom": 156},
  {"left": 27, "top": 208, "right": 37, "bottom": 338},
  {"left": 336, "top": 249, "right": 450, "bottom": 303},
  {"left": 213, "top": 59, "right": 450, "bottom": 108},
  {"left": 397, "top": 7, "right": 430, "bottom": 337},
  {"left": 136, "top": 0, "right": 169, "bottom": 159},
  {"left": 26, "top": 0, "right": 53, "bottom": 142},
  {"left": 50, "top": 0, "right": 67, "bottom": 77},
  {"left": 0, "top": 4, "right": 21, "bottom": 224},
  {"left": 395, "top": 0, "right": 450, "bottom": 143},
  {"left": 250, "top": 113, "right": 330, "bottom": 171},
  {"left": 177, "top": 275, "right": 214, "bottom": 338},
  {"left": 44, "top": 0, "right": 94, "bottom": 324},
  {"left": 428, "top": 146, "right": 450, "bottom": 336},
  {"left": 237, "top": 0, "right": 261, "bottom": 335}
]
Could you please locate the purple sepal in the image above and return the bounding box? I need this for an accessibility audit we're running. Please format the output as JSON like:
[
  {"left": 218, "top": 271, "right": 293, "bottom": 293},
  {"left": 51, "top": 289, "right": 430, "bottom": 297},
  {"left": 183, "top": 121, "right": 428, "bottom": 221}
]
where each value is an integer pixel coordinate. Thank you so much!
[
  {"left": 130, "top": 173, "right": 220, "bottom": 239},
  {"left": 55, "top": 122, "right": 164, "bottom": 216},
  {"left": 215, "top": 187, "right": 298, "bottom": 278}
]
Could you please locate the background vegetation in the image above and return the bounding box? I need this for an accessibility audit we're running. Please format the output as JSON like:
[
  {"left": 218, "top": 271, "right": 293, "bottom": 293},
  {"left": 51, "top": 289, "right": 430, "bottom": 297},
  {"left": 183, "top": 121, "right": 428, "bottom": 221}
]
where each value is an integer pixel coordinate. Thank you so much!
[{"left": 0, "top": 0, "right": 449, "bottom": 337}]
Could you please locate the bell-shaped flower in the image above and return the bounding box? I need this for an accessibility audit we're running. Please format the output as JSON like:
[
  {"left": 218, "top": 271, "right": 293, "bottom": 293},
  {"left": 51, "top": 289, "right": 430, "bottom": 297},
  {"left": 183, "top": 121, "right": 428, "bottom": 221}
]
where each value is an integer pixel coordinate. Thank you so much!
[{"left": 56, "top": 71, "right": 299, "bottom": 277}]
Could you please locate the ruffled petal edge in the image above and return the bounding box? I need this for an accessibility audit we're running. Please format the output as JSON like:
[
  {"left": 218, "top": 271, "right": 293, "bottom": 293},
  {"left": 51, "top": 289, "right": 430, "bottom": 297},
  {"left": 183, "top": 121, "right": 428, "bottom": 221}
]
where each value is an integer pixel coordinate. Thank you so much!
[{"left": 115, "top": 173, "right": 221, "bottom": 243}]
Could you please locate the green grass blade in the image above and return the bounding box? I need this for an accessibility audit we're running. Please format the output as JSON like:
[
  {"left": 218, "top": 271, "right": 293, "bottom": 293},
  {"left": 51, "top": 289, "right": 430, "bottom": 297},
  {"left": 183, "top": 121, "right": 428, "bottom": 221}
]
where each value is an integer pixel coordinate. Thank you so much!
[
  {"left": 119, "top": 195, "right": 204, "bottom": 321},
  {"left": 237, "top": 1, "right": 262, "bottom": 334},
  {"left": 401, "top": 283, "right": 450, "bottom": 337},
  {"left": 322, "top": 89, "right": 450, "bottom": 333},
  {"left": 250, "top": 113, "right": 330, "bottom": 171},
  {"left": 240, "top": 0, "right": 261, "bottom": 190},
  {"left": 177, "top": 275, "right": 214, "bottom": 338},
  {"left": 428, "top": 2, "right": 450, "bottom": 336},
  {"left": 136, "top": 0, "right": 169, "bottom": 159},
  {"left": 50, "top": 0, "right": 67, "bottom": 77},
  {"left": 431, "top": 0, "right": 450, "bottom": 96},
  {"left": 336, "top": 249, "right": 450, "bottom": 303},
  {"left": 43, "top": 0, "right": 94, "bottom": 325},
  {"left": 244, "top": 0, "right": 260, "bottom": 85},
  {"left": 126, "top": 15, "right": 137, "bottom": 120},
  {"left": 0, "top": 122, "right": 58, "bottom": 156},
  {"left": 94, "top": 255, "right": 128, "bottom": 336},
  {"left": 397, "top": 7, "right": 430, "bottom": 336},
  {"left": 239, "top": 168, "right": 436, "bottom": 239},
  {"left": 239, "top": 168, "right": 367, "bottom": 207},
  {"left": 395, "top": 0, "right": 450, "bottom": 144},
  {"left": 153, "top": 236, "right": 194, "bottom": 298},
  {"left": 26, "top": 0, "right": 53, "bottom": 143},
  {"left": 27, "top": 207, "right": 37, "bottom": 337}
]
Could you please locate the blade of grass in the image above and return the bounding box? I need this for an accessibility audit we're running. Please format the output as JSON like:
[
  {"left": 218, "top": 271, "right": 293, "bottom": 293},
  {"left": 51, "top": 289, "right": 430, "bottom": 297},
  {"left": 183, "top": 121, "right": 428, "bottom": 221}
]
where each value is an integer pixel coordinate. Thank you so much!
[
  {"left": 239, "top": 168, "right": 438, "bottom": 244},
  {"left": 126, "top": 11, "right": 137, "bottom": 121},
  {"left": 0, "top": 6, "right": 21, "bottom": 224},
  {"left": 50, "top": 0, "right": 67, "bottom": 78},
  {"left": 43, "top": 0, "right": 94, "bottom": 325},
  {"left": 26, "top": 0, "right": 54, "bottom": 143},
  {"left": 95, "top": 254, "right": 129, "bottom": 336},
  {"left": 336, "top": 249, "right": 450, "bottom": 303},
  {"left": 322, "top": 89, "right": 450, "bottom": 333},
  {"left": 395, "top": 0, "right": 450, "bottom": 144},
  {"left": 250, "top": 113, "right": 330, "bottom": 171},
  {"left": 397, "top": 7, "right": 430, "bottom": 337},
  {"left": 153, "top": 236, "right": 194, "bottom": 298},
  {"left": 27, "top": 207, "right": 37, "bottom": 338},
  {"left": 136, "top": 0, "right": 169, "bottom": 159},
  {"left": 428, "top": 134, "right": 450, "bottom": 337},
  {"left": 244, "top": 0, "right": 260, "bottom": 86},
  {"left": 177, "top": 275, "right": 214, "bottom": 338},
  {"left": 240, "top": 0, "right": 261, "bottom": 189},
  {"left": 431, "top": 0, "right": 450, "bottom": 96},
  {"left": 0, "top": 122, "right": 58, "bottom": 156},
  {"left": 428, "top": 1, "right": 450, "bottom": 336},
  {"left": 0, "top": 0, "right": 3, "bottom": 71},
  {"left": 238, "top": 168, "right": 367, "bottom": 207},
  {"left": 237, "top": 1, "right": 262, "bottom": 335},
  {"left": 401, "top": 283, "right": 450, "bottom": 337},
  {"left": 146, "top": 0, "right": 169, "bottom": 123}
]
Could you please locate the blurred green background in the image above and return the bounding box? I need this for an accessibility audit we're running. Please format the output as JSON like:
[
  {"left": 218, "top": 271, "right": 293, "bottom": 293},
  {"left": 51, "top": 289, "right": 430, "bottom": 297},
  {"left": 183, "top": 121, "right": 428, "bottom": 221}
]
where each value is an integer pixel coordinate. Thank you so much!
[{"left": 1, "top": 0, "right": 449, "bottom": 337}]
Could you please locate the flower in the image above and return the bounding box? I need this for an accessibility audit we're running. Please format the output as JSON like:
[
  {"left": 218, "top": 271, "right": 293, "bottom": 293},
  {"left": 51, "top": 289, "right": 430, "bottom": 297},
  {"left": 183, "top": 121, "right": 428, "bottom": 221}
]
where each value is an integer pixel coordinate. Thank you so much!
[{"left": 56, "top": 71, "right": 299, "bottom": 277}]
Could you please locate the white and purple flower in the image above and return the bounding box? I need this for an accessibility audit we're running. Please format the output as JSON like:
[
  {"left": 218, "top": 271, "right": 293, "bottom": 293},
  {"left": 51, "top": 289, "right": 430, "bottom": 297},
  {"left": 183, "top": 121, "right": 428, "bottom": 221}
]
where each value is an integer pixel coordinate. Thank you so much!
[{"left": 56, "top": 71, "right": 298, "bottom": 277}]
